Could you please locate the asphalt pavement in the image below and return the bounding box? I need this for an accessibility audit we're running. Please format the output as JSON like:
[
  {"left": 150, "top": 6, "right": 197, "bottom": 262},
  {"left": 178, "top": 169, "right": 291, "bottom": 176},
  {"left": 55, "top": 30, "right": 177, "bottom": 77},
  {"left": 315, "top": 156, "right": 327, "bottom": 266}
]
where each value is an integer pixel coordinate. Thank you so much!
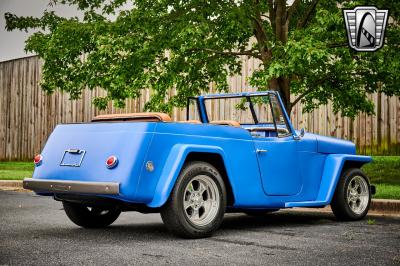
[{"left": 0, "top": 191, "right": 399, "bottom": 265}]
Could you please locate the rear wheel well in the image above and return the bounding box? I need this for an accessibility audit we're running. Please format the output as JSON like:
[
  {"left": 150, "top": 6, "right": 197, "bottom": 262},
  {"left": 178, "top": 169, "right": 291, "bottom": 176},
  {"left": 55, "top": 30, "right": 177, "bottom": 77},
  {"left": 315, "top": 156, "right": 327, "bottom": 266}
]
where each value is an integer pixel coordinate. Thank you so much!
[{"left": 184, "top": 152, "right": 234, "bottom": 206}]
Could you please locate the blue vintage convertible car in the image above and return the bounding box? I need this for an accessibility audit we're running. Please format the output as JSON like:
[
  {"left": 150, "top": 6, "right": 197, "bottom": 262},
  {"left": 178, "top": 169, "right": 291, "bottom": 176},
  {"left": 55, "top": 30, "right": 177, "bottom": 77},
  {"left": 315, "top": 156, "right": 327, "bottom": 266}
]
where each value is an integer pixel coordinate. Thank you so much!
[{"left": 23, "top": 91, "right": 374, "bottom": 238}]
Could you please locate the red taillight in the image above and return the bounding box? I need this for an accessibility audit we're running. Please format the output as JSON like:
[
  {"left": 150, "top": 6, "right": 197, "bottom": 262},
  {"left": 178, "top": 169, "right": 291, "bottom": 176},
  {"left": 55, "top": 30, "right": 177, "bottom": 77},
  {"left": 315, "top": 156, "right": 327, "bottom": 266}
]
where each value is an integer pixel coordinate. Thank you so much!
[
  {"left": 106, "top": 156, "right": 118, "bottom": 169},
  {"left": 34, "top": 154, "right": 42, "bottom": 166}
]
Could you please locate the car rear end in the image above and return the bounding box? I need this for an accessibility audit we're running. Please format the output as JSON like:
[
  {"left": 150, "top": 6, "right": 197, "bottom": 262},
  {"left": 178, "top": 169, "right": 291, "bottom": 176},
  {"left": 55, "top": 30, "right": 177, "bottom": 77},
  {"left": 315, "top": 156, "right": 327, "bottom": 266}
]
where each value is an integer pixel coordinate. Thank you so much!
[{"left": 23, "top": 122, "right": 156, "bottom": 203}]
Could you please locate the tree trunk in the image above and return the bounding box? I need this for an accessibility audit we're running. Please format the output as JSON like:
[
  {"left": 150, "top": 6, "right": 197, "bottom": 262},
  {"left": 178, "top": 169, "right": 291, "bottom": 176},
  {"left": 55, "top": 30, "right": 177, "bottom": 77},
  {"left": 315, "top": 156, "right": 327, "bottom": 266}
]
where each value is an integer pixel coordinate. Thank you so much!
[
  {"left": 271, "top": 0, "right": 291, "bottom": 113},
  {"left": 256, "top": 1, "right": 292, "bottom": 114},
  {"left": 278, "top": 77, "right": 291, "bottom": 113},
  {"left": 267, "top": 77, "right": 290, "bottom": 113}
]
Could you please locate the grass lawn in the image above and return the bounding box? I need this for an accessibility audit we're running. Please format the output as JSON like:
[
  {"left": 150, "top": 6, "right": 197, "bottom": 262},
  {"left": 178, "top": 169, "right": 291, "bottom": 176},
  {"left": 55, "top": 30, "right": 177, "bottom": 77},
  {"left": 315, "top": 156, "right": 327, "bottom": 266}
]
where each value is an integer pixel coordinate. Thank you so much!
[
  {"left": 362, "top": 156, "right": 400, "bottom": 200},
  {"left": 0, "top": 156, "right": 399, "bottom": 199},
  {"left": 0, "top": 161, "right": 34, "bottom": 180}
]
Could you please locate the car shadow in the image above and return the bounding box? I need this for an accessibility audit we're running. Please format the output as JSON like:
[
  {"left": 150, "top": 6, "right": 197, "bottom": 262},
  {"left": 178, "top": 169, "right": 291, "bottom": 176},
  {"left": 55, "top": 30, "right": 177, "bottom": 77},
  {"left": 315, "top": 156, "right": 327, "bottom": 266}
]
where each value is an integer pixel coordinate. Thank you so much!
[
  {"left": 221, "top": 210, "right": 336, "bottom": 230},
  {"left": 222, "top": 210, "right": 335, "bottom": 228},
  {"left": 30, "top": 210, "right": 338, "bottom": 241}
]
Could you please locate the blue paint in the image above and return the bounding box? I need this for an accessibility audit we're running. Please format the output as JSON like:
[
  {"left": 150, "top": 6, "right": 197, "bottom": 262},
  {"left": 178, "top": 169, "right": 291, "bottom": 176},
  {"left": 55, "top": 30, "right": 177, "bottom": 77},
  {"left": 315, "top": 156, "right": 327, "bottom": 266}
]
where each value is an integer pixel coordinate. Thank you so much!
[
  {"left": 31, "top": 91, "right": 372, "bottom": 210},
  {"left": 253, "top": 136, "right": 302, "bottom": 196},
  {"left": 285, "top": 154, "right": 371, "bottom": 207}
]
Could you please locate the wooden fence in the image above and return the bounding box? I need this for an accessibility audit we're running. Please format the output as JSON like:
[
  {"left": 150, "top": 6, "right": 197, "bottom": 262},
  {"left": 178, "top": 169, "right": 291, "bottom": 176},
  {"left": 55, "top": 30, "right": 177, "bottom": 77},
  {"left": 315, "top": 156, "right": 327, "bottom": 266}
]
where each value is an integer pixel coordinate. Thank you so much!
[{"left": 1, "top": 56, "right": 399, "bottom": 160}]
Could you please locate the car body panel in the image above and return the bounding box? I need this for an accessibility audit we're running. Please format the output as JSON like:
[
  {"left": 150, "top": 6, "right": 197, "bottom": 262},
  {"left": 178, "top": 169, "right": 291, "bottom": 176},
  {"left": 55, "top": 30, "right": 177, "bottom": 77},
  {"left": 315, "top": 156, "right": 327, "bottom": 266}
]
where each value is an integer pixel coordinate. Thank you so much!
[
  {"left": 285, "top": 154, "right": 372, "bottom": 207},
  {"left": 314, "top": 134, "right": 356, "bottom": 154},
  {"left": 26, "top": 91, "right": 372, "bottom": 211},
  {"left": 147, "top": 144, "right": 228, "bottom": 207},
  {"left": 141, "top": 122, "right": 262, "bottom": 207},
  {"left": 253, "top": 136, "right": 303, "bottom": 196},
  {"left": 32, "top": 122, "right": 156, "bottom": 201}
]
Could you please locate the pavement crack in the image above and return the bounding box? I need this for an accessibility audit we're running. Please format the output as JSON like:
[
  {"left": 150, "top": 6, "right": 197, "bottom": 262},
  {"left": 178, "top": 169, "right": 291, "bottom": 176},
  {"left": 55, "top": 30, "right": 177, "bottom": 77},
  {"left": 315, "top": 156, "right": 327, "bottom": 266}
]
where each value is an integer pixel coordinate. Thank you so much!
[
  {"left": 142, "top": 253, "right": 166, "bottom": 259},
  {"left": 235, "top": 229, "right": 297, "bottom": 237},
  {"left": 209, "top": 238, "right": 297, "bottom": 251}
]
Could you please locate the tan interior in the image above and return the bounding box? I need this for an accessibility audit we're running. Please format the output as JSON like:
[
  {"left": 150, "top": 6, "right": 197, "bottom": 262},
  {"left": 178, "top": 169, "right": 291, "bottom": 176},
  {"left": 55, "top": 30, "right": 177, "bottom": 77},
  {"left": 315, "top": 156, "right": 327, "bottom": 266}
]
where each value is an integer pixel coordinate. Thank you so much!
[
  {"left": 92, "top": 112, "right": 172, "bottom": 122},
  {"left": 177, "top": 120, "right": 202, "bottom": 124},
  {"left": 92, "top": 112, "right": 242, "bottom": 128},
  {"left": 209, "top": 120, "right": 241, "bottom": 127}
]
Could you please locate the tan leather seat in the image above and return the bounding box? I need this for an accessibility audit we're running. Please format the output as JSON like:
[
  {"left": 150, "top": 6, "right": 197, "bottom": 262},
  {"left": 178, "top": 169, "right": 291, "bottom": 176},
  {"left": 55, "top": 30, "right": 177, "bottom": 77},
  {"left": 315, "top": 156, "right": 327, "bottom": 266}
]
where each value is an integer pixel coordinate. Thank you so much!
[
  {"left": 177, "top": 120, "right": 202, "bottom": 124},
  {"left": 92, "top": 112, "right": 172, "bottom": 122},
  {"left": 210, "top": 120, "right": 241, "bottom": 127}
]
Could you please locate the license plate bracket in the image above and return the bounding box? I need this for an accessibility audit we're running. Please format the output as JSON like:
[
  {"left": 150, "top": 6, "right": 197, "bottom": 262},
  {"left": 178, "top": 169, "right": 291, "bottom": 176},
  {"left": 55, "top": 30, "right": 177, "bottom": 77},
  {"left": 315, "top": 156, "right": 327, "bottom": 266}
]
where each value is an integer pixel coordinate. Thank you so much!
[{"left": 60, "top": 149, "right": 86, "bottom": 167}]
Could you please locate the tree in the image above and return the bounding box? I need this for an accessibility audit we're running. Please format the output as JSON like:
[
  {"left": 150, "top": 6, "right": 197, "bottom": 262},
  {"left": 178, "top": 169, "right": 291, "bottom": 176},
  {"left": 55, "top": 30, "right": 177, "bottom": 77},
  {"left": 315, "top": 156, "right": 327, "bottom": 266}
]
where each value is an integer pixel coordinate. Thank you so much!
[{"left": 5, "top": 0, "right": 400, "bottom": 116}]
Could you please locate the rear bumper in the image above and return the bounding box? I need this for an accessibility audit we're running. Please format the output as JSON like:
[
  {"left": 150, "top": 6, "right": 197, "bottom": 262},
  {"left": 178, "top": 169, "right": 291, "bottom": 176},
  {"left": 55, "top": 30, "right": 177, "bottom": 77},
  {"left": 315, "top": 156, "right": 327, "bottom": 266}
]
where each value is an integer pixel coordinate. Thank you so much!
[{"left": 23, "top": 178, "right": 120, "bottom": 195}]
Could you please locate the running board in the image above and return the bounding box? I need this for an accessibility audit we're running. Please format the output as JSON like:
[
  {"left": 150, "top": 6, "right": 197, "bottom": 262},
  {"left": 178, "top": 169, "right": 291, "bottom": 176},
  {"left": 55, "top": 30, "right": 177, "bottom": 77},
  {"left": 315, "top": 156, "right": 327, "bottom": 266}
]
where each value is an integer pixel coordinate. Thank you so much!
[{"left": 285, "top": 201, "right": 328, "bottom": 208}]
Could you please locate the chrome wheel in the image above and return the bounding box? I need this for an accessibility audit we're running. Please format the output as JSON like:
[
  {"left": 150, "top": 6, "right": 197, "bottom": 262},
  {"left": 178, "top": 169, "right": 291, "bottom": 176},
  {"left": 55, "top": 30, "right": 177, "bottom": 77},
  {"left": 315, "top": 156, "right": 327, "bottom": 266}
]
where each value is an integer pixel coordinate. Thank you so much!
[
  {"left": 347, "top": 175, "right": 369, "bottom": 215},
  {"left": 161, "top": 161, "right": 227, "bottom": 238},
  {"left": 183, "top": 175, "right": 220, "bottom": 227}
]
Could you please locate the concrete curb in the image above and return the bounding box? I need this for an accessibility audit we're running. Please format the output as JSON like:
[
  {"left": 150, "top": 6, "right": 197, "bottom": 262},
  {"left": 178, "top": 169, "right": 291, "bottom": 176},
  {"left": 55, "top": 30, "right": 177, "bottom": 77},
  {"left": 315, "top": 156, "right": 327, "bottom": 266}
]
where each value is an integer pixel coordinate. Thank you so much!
[
  {"left": 1, "top": 180, "right": 399, "bottom": 214},
  {"left": 370, "top": 199, "right": 400, "bottom": 214},
  {"left": 0, "top": 180, "right": 24, "bottom": 187},
  {"left": 0, "top": 180, "right": 29, "bottom": 192}
]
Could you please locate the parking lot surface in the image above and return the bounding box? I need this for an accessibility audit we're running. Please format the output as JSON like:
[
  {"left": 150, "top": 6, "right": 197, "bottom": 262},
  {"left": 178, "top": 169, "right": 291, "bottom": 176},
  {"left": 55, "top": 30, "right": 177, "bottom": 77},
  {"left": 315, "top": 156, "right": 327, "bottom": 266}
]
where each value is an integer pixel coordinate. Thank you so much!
[{"left": 0, "top": 191, "right": 399, "bottom": 265}]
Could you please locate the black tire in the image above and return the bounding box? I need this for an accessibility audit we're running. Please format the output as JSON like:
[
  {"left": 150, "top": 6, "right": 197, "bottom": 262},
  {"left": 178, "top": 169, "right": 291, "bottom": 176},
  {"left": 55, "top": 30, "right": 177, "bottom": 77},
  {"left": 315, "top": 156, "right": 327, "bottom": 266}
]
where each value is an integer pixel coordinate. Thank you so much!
[
  {"left": 160, "top": 161, "right": 227, "bottom": 238},
  {"left": 244, "top": 209, "right": 279, "bottom": 216},
  {"left": 331, "top": 168, "right": 371, "bottom": 221},
  {"left": 62, "top": 201, "right": 121, "bottom": 228}
]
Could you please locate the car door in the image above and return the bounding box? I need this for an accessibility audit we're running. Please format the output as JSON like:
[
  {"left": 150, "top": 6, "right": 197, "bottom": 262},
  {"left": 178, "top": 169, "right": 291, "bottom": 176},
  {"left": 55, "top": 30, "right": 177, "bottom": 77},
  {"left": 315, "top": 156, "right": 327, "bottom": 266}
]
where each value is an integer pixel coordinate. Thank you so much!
[
  {"left": 250, "top": 94, "right": 302, "bottom": 196},
  {"left": 253, "top": 136, "right": 302, "bottom": 196}
]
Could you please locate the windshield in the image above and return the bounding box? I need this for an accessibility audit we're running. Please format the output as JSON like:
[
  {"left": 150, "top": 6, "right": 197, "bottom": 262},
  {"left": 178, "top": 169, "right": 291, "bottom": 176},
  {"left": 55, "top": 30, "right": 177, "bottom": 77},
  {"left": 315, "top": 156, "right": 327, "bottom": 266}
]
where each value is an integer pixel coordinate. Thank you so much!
[
  {"left": 203, "top": 95, "right": 277, "bottom": 125},
  {"left": 187, "top": 93, "right": 291, "bottom": 137}
]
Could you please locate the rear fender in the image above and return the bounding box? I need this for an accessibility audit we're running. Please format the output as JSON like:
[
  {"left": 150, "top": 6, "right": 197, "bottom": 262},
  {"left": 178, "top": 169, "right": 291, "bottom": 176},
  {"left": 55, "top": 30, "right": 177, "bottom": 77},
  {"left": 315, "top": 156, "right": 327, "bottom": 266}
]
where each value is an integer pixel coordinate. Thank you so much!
[
  {"left": 316, "top": 154, "right": 372, "bottom": 203},
  {"left": 147, "top": 144, "right": 231, "bottom": 208}
]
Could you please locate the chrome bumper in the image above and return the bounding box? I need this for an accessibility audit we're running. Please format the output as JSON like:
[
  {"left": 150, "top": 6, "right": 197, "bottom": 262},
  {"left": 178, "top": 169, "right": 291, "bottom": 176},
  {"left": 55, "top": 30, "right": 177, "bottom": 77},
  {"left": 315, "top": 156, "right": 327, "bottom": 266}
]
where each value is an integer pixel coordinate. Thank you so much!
[{"left": 23, "top": 178, "right": 120, "bottom": 195}]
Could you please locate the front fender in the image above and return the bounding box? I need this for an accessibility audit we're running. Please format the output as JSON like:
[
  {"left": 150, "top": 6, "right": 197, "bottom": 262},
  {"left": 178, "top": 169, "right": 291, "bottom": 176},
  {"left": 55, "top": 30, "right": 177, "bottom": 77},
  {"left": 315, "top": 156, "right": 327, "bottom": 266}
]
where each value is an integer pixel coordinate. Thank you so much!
[
  {"left": 316, "top": 154, "right": 372, "bottom": 203},
  {"left": 146, "top": 144, "right": 229, "bottom": 208},
  {"left": 285, "top": 154, "right": 372, "bottom": 208}
]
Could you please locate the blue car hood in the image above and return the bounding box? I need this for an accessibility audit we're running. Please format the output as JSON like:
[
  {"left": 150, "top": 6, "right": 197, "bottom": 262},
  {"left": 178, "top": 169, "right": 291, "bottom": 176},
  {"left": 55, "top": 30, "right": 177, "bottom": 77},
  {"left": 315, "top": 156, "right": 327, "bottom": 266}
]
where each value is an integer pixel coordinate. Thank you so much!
[{"left": 307, "top": 133, "right": 356, "bottom": 155}]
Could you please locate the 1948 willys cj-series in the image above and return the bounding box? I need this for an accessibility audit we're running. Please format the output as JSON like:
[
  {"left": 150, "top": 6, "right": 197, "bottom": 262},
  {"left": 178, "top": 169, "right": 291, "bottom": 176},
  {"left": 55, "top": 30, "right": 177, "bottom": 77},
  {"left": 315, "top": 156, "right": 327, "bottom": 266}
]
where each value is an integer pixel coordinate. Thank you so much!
[{"left": 23, "top": 91, "right": 375, "bottom": 238}]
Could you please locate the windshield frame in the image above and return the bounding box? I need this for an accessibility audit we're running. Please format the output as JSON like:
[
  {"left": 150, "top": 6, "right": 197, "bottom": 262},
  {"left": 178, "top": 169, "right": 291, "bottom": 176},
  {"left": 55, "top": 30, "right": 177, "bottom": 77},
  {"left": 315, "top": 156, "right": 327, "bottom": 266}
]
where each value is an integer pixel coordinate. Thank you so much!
[
  {"left": 186, "top": 91, "right": 295, "bottom": 137},
  {"left": 186, "top": 97, "right": 202, "bottom": 122}
]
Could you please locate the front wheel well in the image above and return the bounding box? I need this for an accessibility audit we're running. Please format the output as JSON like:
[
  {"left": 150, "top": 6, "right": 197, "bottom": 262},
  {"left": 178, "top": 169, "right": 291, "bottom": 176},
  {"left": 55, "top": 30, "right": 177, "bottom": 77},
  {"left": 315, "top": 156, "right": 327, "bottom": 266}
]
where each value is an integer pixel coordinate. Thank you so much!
[
  {"left": 184, "top": 152, "right": 234, "bottom": 207},
  {"left": 341, "top": 160, "right": 369, "bottom": 174}
]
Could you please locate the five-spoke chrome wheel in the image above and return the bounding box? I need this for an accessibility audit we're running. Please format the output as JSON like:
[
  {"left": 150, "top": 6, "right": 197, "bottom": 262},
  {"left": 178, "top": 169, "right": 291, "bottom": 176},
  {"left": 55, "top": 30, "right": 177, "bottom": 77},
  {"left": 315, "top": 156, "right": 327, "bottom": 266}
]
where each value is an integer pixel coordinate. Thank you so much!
[
  {"left": 183, "top": 175, "right": 220, "bottom": 226},
  {"left": 347, "top": 175, "right": 369, "bottom": 215},
  {"left": 160, "top": 161, "right": 226, "bottom": 238},
  {"left": 331, "top": 168, "right": 371, "bottom": 221}
]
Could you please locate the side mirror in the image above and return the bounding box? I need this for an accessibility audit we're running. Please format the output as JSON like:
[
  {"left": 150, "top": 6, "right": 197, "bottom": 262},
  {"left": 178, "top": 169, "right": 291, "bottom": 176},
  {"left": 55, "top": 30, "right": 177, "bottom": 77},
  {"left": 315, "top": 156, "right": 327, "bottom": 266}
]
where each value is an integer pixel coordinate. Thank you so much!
[
  {"left": 293, "top": 128, "right": 305, "bottom": 140},
  {"left": 300, "top": 128, "right": 305, "bottom": 137}
]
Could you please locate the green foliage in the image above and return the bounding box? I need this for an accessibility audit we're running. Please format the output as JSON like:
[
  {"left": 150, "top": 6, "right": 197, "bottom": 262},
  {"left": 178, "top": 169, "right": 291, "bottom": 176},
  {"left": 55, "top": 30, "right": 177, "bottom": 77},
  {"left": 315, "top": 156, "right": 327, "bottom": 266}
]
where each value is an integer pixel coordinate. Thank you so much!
[
  {"left": 366, "top": 218, "right": 375, "bottom": 225},
  {"left": 4, "top": 0, "right": 400, "bottom": 116}
]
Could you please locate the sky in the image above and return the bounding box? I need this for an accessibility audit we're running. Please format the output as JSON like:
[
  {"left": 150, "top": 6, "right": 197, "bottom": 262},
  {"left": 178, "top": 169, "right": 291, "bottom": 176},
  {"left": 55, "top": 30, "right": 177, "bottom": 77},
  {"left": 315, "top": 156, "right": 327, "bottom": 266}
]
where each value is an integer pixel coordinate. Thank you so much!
[
  {"left": 0, "top": 0, "right": 295, "bottom": 63},
  {"left": 0, "top": 0, "right": 81, "bottom": 62}
]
